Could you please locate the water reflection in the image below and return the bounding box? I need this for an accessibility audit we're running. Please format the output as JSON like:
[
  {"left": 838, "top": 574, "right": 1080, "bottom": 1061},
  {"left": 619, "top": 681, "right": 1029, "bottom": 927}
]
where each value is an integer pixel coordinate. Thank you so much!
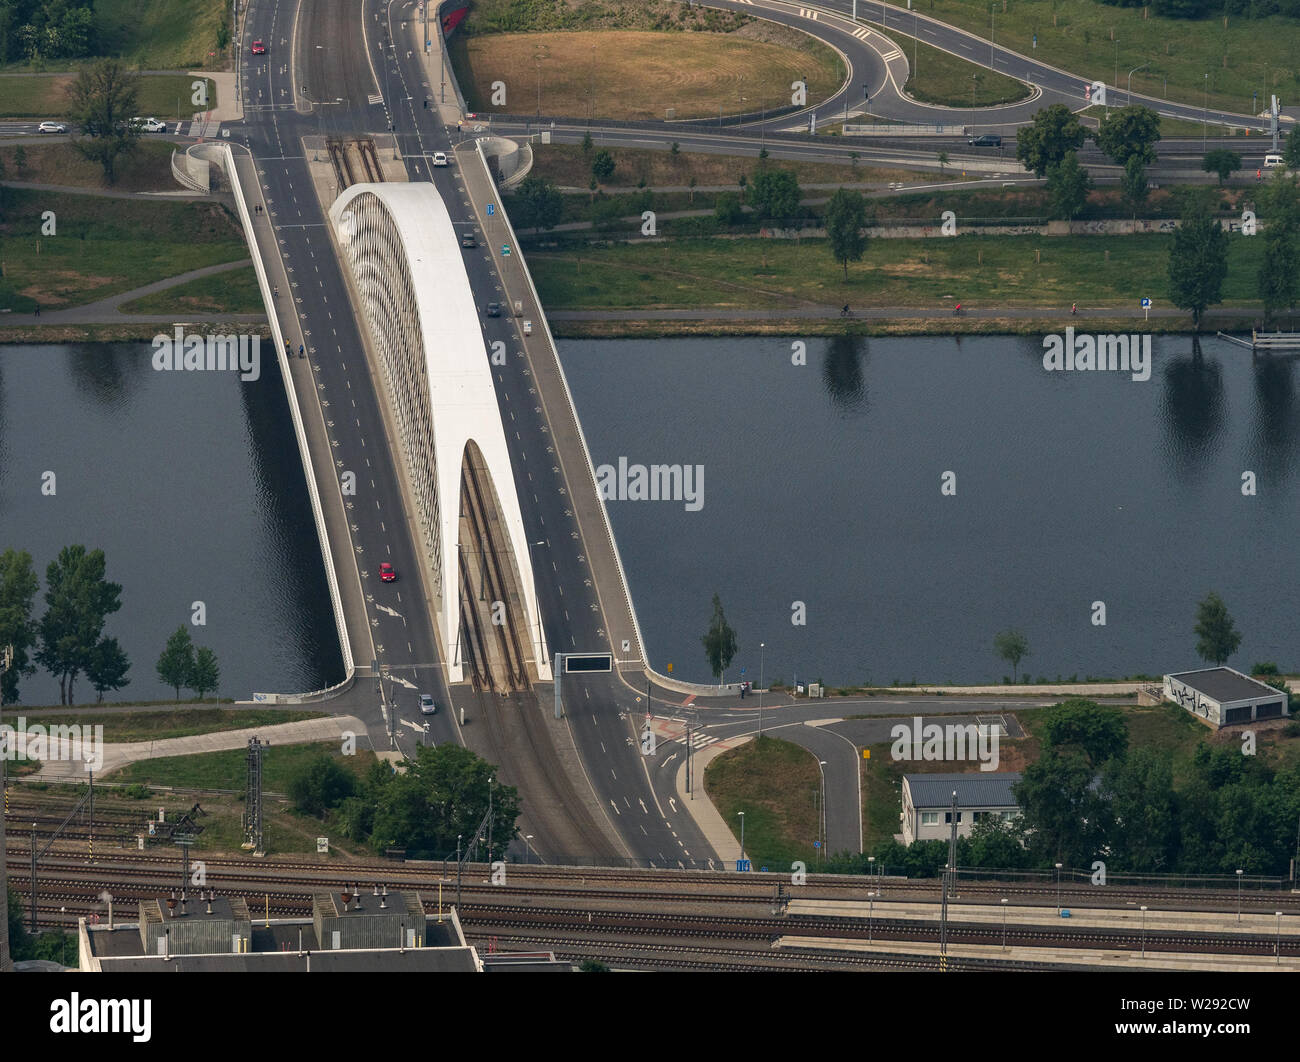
[
  {"left": 1249, "top": 355, "right": 1300, "bottom": 486},
  {"left": 822, "top": 332, "right": 868, "bottom": 413},
  {"left": 68, "top": 343, "right": 137, "bottom": 410},
  {"left": 1160, "top": 339, "right": 1226, "bottom": 475}
]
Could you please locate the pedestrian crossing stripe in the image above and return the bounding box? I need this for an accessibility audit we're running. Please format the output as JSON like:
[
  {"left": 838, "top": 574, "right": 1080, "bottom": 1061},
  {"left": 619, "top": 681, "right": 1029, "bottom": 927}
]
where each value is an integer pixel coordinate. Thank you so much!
[
  {"left": 881, "top": 49, "right": 903, "bottom": 61},
  {"left": 852, "top": 28, "right": 871, "bottom": 40},
  {"left": 368, "top": 93, "right": 384, "bottom": 105},
  {"left": 799, "top": 8, "right": 819, "bottom": 18}
]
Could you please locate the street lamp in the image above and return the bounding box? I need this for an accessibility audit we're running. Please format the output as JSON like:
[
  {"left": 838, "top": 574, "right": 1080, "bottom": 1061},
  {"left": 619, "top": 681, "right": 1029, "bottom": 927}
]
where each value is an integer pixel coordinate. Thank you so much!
[
  {"left": 1055, "top": 862, "right": 1063, "bottom": 913},
  {"left": 523, "top": 834, "right": 534, "bottom": 864},
  {"left": 1127, "top": 64, "right": 1149, "bottom": 107},
  {"left": 758, "top": 642, "right": 766, "bottom": 735},
  {"left": 1236, "top": 868, "right": 1244, "bottom": 923},
  {"left": 738, "top": 811, "right": 746, "bottom": 863},
  {"left": 1001, "top": 897, "right": 1008, "bottom": 951},
  {"left": 1204, "top": 73, "right": 1209, "bottom": 150},
  {"left": 817, "top": 761, "right": 828, "bottom": 863},
  {"left": 868, "top": 890, "right": 878, "bottom": 942},
  {"left": 1277, "top": 911, "right": 1283, "bottom": 964},
  {"left": 1140, "top": 905, "right": 1148, "bottom": 959},
  {"left": 990, "top": 5, "right": 995, "bottom": 72},
  {"left": 868, "top": 854, "right": 875, "bottom": 882}
]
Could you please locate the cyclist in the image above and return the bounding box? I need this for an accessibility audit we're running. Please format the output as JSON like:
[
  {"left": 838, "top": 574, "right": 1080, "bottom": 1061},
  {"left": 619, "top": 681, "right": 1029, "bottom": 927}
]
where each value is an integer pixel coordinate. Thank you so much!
[
  {"left": 273, "top": 285, "right": 279, "bottom": 297},
  {"left": 841, "top": 304, "right": 851, "bottom": 317},
  {"left": 954, "top": 302, "right": 962, "bottom": 316},
  {"left": 298, "top": 344, "right": 305, "bottom": 358}
]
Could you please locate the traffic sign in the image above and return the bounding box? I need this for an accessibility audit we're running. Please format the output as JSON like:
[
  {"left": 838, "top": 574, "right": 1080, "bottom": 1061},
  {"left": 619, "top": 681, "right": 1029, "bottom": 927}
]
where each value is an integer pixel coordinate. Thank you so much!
[
  {"left": 486, "top": 203, "right": 495, "bottom": 216},
  {"left": 1141, "top": 296, "right": 1152, "bottom": 321},
  {"left": 736, "top": 859, "right": 752, "bottom": 872},
  {"left": 501, "top": 244, "right": 511, "bottom": 256},
  {"left": 813, "top": 840, "right": 821, "bottom": 848},
  {"left": 1141, "top": 297, "right": 1151, "bottom": 307}
]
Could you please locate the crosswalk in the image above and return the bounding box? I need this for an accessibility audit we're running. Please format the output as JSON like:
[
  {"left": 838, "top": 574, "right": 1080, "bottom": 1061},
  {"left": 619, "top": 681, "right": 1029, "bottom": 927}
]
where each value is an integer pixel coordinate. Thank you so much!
[
  {"left": 368, "top": 93, "right": 384, "bottom": 105},
  {"left": 798, "top": 7, "right": 819, "bottom": 17},
  {"left": 881, "top": 48, "right": 903, "bottom": 61},
  {"left": 852, "top": 27, "right": 872, "bottom": 40},
  {"left": 683, "top": 729, "right": 717, "bottom": 750},
  {"left": 187, "top": 120, "right": 221, "bottom": 138}
]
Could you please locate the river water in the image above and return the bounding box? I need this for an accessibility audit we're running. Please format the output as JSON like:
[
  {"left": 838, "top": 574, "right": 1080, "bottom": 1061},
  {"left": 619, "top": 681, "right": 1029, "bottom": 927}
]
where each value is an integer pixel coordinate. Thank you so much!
[
  {"left": 0, "top": 344, "right": 341, "bottom": 706},
  {"left": 558, "top": 333, "right": 1299, "bottom": 688}
]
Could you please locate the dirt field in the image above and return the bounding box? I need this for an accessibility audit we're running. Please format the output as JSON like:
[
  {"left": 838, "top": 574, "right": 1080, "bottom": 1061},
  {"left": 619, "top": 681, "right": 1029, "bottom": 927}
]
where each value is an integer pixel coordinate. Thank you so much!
[{"left": 454, "top": 29, "right": 844, "bottom": 121}]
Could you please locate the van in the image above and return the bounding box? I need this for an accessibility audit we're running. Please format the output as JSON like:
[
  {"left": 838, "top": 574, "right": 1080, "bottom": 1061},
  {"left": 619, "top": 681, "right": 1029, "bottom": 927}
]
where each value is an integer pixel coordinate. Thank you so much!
[{"left": 1264, "top": 153, "right": 1285, "bottom": 169}]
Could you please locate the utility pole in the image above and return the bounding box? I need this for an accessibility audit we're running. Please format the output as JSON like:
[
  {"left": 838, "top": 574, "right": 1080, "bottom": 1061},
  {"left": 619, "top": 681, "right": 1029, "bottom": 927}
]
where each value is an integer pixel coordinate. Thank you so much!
[
  {"left": 0, "top": 644, "right": 13, "bottom": 970},
  {"left": 939, "top": 790, "right": 958, "bottom": 961}
]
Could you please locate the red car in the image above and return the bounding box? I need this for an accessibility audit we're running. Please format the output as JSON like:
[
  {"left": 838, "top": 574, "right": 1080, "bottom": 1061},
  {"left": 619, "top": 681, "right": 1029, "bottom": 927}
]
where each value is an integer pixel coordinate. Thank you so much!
[
  {"left": 380, "top": 562, "right": 396, "bottom": 582},
  {"left": 251, "top": 40, "right": 266, "bottom": 55}
]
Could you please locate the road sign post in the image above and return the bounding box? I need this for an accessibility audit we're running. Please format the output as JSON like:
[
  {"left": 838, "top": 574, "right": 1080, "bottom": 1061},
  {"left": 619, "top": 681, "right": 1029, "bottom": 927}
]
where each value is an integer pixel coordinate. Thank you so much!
[{"left": 1141, "top": 296, "right": 1151, "bottom": 321}]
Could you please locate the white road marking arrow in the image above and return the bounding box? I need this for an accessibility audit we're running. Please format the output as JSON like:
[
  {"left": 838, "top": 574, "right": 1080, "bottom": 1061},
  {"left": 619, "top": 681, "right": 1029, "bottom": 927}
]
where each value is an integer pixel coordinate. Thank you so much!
[
  {"left": 669, "top": 798, "right": 678, "bottom": 814},
  {"left": 609, "top": 800, "right": 621, "bottom": 816},
  {"left": 375, "top": 603, "right": 404, "bottom": 619},
  {"left": 638, "top": 798, "right": 648, "bottom": 814},
  {"left": 388, "top": 675, "right": 418, "bottom": 690}
]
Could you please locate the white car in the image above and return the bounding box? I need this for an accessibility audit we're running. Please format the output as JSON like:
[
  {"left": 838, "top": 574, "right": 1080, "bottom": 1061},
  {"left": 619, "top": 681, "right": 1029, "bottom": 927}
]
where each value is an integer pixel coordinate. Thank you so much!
[
  {"left": 522, "top": 320, "right": 533, "bottom": 335},
  {"left": 1264, "top": 153, "right": 1286, "bottom": 169},
  {"left": 419, "top": 693, "right": 437, "bottom": 715},
  {"left": 432, "top": 152, "right": 448, "bottom": 167},
  {"left": 37, "top": 121, "right": 67, "bottom": 134},
  {"left": 132, "top": 117, "right": 166, "bottom": 133}
]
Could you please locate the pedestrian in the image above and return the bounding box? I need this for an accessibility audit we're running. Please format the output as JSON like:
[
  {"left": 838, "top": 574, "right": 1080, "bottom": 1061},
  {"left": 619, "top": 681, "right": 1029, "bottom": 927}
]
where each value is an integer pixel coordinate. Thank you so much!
[
  {"left": 1071, "top": 302, "right": 1077, "bottom": 316},
  {"left": 34, "top": 302, "right": 39, "bottom": 317}
]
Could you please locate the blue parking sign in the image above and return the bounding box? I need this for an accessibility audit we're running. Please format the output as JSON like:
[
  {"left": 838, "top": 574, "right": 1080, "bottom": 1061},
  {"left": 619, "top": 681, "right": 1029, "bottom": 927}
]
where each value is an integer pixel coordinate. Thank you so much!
[
  {"left": 486, "top": 203, "right": 495, "bottom": 216},
  {"left": 736, "top": 859, "right": 752, "bottom": 872}
]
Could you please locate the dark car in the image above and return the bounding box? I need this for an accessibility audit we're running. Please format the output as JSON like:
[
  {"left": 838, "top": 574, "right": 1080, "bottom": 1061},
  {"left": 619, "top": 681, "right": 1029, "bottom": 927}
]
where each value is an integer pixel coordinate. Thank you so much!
[
  {"left": 461, "top": 232, "right": 476, "bottom": 248},
  {"left": 486, "top": 302, "right": 501, "bottom": 317},
  {"left": 967, "top": 134, "right": 1002, "bottom": 147}
]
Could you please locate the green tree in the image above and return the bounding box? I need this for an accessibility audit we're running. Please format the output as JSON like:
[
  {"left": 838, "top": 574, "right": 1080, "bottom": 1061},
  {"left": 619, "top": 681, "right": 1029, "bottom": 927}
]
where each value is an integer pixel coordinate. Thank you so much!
[
  {"left": 288, "top": 753, "right": 357, "bottom": 818},
  {"left": 12, "top": 143, "right": 27, "bottom": 176},
  {"left": 35, "top": 545, "right": 122, "bottom": 705},
  {"left": 993, "top": 629, "right": 1029, "bottom": 682},
  {"left": 824, "top": 187, "right": 868, "bottom": 281},
  {"left": 713, "top": 191, "right": 744, "bottom": 225},
  {"left": 1282, "top": 126, "right": 1300, "bottom": 170},
  {"left": 1045, "top": 150, "right": 1091, "bottom": 221},
  {"left": 1092, "top": 105, "right": 1161, "bottom": 168},
  {"left": 961, "top": 817, "right": 1031, "bottom": 869},
  {"left": 1194, "top": 591, "right": 1241, "bottom": 666},
  {"left": 748, "top": 168, "right": 801, "bottom": 220},
  {"left": 513, "top": 175, "right": 563, "bottom": 231},
  {"left": 1121, "top": 156, "right": 1149, "bottom": 220},
  {"left": 1039, "top": 698, "right": 1128, "bottom": 767},
  {"left": 1015, "top": 103, "right": 1086, "bottom": 178},
  {"left": 1258, "top": 223, "right": 1299, "bottom": 322},
  {"left": 85, "top": 636, "right": 130, "bottom": 703},
  {"left": 701, "top": 592, "right": 738, "bottom": 683},
  {"left": 1202, "top": 148, "right": 1241, "bottom": 187},
  {"left": 189, "top": 645, "right": 219, "bottom": 699},
  {"left": 0, "top": 548, "right": 40, "bottom": 705},
  {"left": 578, "top": 958, "right": 611, "bottom": 972},
  {"left": 156, "top": 625, "right": 195, "bottom": 701},
  {"left": 581, "top": 130, "right": 593, "bottom": 155},
  {"left": 63, "top": 59, "right": 142, "bottom": 185},
  {"left": 1101, "top": 749, "right": 1178, "bottom": 872},
  {"left": 1014, "top": 748, "right": 1112, "bottom": 866},
  {"left": 936, "top": 150, "right": 948, "bottom": 174},
  {"left": 590, "top": 148, "right": 615, "bottom": 184},
  {"left": 1167, "top": 196, "right": 1228, "bottom": 328}
]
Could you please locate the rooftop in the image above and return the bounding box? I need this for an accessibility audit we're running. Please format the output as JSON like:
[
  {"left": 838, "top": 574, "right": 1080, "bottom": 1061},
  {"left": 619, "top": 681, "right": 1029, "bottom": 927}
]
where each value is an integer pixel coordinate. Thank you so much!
[
  {"left": 904, "top": 772, "right": 1022, "bottom": 810},
  {"left": 1167, "top": 667, "right": 1285, "bottom": 704}
]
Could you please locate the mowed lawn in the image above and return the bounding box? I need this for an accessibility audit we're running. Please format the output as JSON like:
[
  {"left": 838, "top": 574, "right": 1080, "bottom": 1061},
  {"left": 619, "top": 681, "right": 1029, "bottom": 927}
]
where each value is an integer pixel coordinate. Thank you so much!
[
  {"left": 875, "top": 25, "right": 1029, "bottom": 107},
  {"left": 0, "top": 189, "right": 249, "bottom": 313},
  {"left": 452, "top": 30, "right": 844, "bottom": 121},
  {"left": 527, "top": 232, "right": 1270, "bottom": 310},
  {"left": 120, "top": 264, "right": 262, "bottom": 314},
  {"left": 5, "top": 708, "right": 326, "bottom": 745},
  {"left": 0, "top": 140, "right": 179, "bottom": 192},
  {"left": 0, "top": 74, "right": 216, "bottom": 118}
]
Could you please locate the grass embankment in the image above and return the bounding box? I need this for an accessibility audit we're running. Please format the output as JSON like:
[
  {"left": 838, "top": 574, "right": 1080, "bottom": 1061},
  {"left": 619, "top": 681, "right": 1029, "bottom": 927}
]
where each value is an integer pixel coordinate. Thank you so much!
[
  {"left": 1, "top": 0, "right": 229, "bottom": 72},
  {"left": 526, "top": 231, "right": 1268, "bottom": 312},
  {"left": 452, "top": 29, "right": 843, "bottom": 121},
  {"left": 107, "top": 742, "right": 369, "bottom": 793},
  {"left": 0, "top": 708, "right": 327, "bottom": 744},
  {"left": 0, "top": 140, "right": 178, "bottom": 191},
  {"left": 874, "top": 25, "right": 1030, "bottom": 108},
  {"left": 704, "top": 735, "right": 821, "bottom": 869},
  {"left": 0, "top": 75, "right": 217, "bottom": 118},
  {"left": 119, "top": 264, "right": 262, "bottom": 314},
  {"left": 896, "top": 0, "right": 1296, "bottom": 113},
  {"left": 0, "top": 189, "right": 248, "bottom": 313},
  {"left": 1077, "top": 105, "right": 1240, "bottom": 140}
]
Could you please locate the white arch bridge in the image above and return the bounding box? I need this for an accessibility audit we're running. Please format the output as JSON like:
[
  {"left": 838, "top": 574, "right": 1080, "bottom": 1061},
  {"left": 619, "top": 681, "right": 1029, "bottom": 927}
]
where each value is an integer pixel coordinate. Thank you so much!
[{"left": 329, "top": 183, "right": 551, "bottom": 685}]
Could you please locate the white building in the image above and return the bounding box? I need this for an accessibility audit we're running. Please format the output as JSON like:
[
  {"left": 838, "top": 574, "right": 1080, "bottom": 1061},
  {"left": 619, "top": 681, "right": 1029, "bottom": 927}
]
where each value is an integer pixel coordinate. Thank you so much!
[
  {"left": 900, "top": 772, "right": 1021, "bottom": 845},
  {"left": 1164, "top": 667, "right": 1288, "bottom": 729}
]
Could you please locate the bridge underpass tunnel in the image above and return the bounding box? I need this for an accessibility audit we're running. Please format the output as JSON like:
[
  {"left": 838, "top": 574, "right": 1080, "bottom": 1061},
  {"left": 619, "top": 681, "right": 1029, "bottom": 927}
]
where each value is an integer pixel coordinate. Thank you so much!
[{"left": 327, "top": 182, "right": 551, "bottom": 684}]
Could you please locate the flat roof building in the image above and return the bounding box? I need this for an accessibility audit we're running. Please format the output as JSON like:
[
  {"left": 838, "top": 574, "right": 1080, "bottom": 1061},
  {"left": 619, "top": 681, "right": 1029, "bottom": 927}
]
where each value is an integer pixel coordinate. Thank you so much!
[
  {"left": 1164, "top": 667, "right": 1288, "bottom": 729},
  {"left": 900, "top": 772, "right": 1021, "bottom": 845}
]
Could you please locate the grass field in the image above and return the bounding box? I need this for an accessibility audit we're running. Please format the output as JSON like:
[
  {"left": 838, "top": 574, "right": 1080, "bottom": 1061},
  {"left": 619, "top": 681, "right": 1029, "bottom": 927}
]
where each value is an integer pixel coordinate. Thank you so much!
[
  {"left": 1, "top": 708, "right": 326, "bottom": 744},
  {"left": 1077, "top": 104, "right": 1240, "bottom": 140},
  {"left": 0, "top": 189, "right": 248, "bottom": 313},
  {"left": 107, "top": 742, "right": 373, "bottom": 793},
  {"left": 451, "top": 29, "right": 844, "bottom": 121},
  {"left": 119, "top": 264, "right": 262, "bottom": 314},
  {"left": 0, "top": 140, "right": 178, "bottom": 191},
  {"left": 526, "top": 230, "right": 1270, "bottom": 311},
  {"left": 704, "top": 735, "right": 821, "bottom": 867},
  {"left": 892, "top": 0, "right": 1298, "bottom": 114},
  {"left": 0, "top": 74, "right": 216, "bottom": 118},
  {"left": 875, "top": 24, "right": 1030, "bottom": 107},
  {"left": 1, "top": 0, "right": 229, "bottom": 72}
]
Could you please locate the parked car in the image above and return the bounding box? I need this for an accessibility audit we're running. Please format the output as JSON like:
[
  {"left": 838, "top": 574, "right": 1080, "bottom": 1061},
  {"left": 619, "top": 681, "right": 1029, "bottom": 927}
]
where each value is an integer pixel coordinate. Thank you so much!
[
  {"left": 486, "top": 302, "right": 501, "bottom": 317},
  {"left": 967, "top": 134, "right": 1002, "bottom": 147},
  {"left": 432, "top": 151, "right": 448, "bottom": 167},
  {"left": 131, "top": 117, "right": 166, "bottom": 133},
  {"left": 461, "top": 232, "right": 477, "bottom": 248},
  {"left": 419, "top": 693, "right": 437, "bottom": 715},
  {"left": 1264, "top": 153, "right": 1286, "bottom": 169},
  {"left": 251, "top": 39, "right": 267, "bottom": 55},
  {"left": 37, "top": 121, "right": 67, "bottom": 134}
]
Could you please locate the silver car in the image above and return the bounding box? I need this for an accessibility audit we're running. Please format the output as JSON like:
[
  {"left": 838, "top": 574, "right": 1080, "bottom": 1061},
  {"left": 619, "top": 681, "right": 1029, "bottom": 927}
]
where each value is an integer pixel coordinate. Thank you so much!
[
  {"left": 37, "top": 121, "right": 67, "bottom": 134},
  {"left": 419, "top": 693, "right": 437, "bottom": 715}
]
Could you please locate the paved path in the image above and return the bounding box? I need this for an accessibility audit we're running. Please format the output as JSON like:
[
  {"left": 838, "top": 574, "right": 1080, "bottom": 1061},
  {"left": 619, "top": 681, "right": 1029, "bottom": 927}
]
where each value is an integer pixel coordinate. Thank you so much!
[
  {"left": 546, "top": 305, "right": 1215, "bottom": 321},
  {"left": 0, "top": 179, "right": 208, "bottom": 200}
]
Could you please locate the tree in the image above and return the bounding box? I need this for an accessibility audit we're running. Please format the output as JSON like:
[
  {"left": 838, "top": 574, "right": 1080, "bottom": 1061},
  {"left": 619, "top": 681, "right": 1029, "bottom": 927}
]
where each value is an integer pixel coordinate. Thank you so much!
[
  {"left": 1194, "top": 591, "right": 1241, "bottom": 665},
  {"left": 1202, "top": 148, "right": 1241, "bottom": 187},
  {"left": 993, "top": 629, "right": 1029, "bottom": 682},
  {"left": 1093, "top": 105, "right": 1161, "bottom": 168},
  {"left": 578, "top": 959, "right": 611, "bottom": 972},
  {"left": 936, "top": 150, "right": 948, "bottom": 174},
  {"left": 1101, "top": 748, "right": 1178, "bottom": 872},
  {"left": 1121, "top": 156, "right": 1149, "bottom": 220},
  {"left": 701, "top": 592, "right": 737, "bottom": 682},
  {"left": 513, "top": 175, "right": 563, "bottom": 231},
  {"left": 748, "top": 168, "right": 801, "bottom": 220},
  {"left": 0, "top": 548, "right": 39, "bottom": 705},
  {"left": 1167, "top": 197, "right": 1228, "bottom": 328},
  {"left": 1045, "top": 150, "right": 1091, "bottom": 221},
  {"left": 580, "top": 130, "right": 593, "bottom": 155},
  {"left": 670, "top": 141, "right": 680, "bottom": 157},
  {"left": 1039, "top": 698, "right": 1128, "bottom": 767},
  {"left": 1258, "top": 223, "right": 1299, "bottom": 322},
  {"left": 1016, "top": 103, "right": 1086, "bottom": 178},
  {"left": 85, "top": 636, "right": 129, "bottom": 703},
  {"left": 156, "top": 626, "right": 195, "bottom": 701},
  {"left": 714, "top": 191, "right": 743, "bottom": 225},
  {"left": 824, "top": 187, "right": 868, "bottom": 281},
  {"left": 190, "top": 646, "right": 219, "bottom": 699},
  {"left": 288, "top": 753, "right": 356, "bottom": 818},
  {"left": 1282, "top": 125, "right": 1300, "bottom": 170},
  {"left": 12, "top": 143, "right": 26, "bottom": 176},
  {"left": 64, "top": 59, "right": 142, "bottom": 185},
  {"left": 1014, "top": 748, "right": 1112, "bottom": 866},
  {"left": 590, "top": 148, "right": 615, "bottom": 184},
  {"left": 35, "top": 546, "right": 122, "bottom": 705}
]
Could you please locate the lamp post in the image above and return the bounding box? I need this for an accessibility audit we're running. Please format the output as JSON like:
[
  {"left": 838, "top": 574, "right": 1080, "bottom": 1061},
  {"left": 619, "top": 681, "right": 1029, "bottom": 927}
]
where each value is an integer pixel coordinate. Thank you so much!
[
  {"left": 990, "top": 5, "right": 995, "bottom": 72},
  {"left": 1055, "top": 862, "right": 1063, "bottom": 913},
  {"left": 868, "top": 854, "right": 875, "bottom": 882},
  {"left": 817, "top": 761, "right": 828, "bottom": 863},
  {"left": 1204, "top": 73, "right": 1209, "bottom": 150},
  {"left": 758, "top": 642, "right": 766, "bottom": 735},
  {"left": 1277, "top": 911, "right": 1283, "bottom": 964},
  {"left": 868, "top": 890, "right": 877, "bottom": 942},
  {"left": 738, "top": 812, "right": 746, "bottom": 863},
  {"left": 1127, "top": 64, "right": 1148, "bottom": 107},
  {"left": 523, "top": 834, "right": 534, "bottom": 865},
  {"left": 1236, "top": 868, "right": 1244, "bottom": 923},
  {"left": 1001, "top": 897, "right": 1008, "bottom": 951}
]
